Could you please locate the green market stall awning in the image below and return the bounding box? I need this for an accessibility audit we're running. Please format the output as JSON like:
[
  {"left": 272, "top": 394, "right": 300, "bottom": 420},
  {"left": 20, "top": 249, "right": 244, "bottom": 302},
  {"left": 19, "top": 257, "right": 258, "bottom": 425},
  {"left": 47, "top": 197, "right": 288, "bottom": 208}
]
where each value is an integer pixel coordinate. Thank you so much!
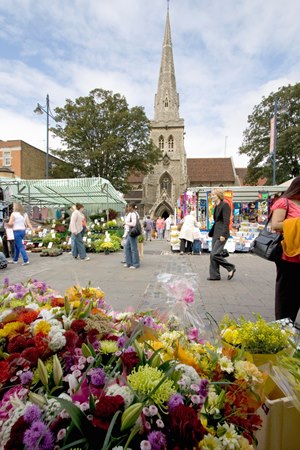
[{"left": 6, "top": 177, "right": 126, "bottom": 212}]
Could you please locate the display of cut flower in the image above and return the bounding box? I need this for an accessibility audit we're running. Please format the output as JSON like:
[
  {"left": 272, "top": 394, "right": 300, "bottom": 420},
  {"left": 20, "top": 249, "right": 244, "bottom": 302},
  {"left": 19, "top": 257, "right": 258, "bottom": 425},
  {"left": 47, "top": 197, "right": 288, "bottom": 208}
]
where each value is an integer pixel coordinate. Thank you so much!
[
  {"left": 0, "top": 278, "right": 267, "bottom": 449},
  {"left": 220, "top": 314, "right": 295, "bottom": 354}
]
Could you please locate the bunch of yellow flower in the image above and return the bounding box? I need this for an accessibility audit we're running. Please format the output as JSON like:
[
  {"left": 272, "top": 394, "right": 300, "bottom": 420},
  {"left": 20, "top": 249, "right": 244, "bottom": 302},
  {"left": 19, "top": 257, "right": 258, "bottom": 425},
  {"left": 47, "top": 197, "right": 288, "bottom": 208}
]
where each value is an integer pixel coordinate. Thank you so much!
[{"left": 220, "top": 315, "right": 293, "bottom": 354}]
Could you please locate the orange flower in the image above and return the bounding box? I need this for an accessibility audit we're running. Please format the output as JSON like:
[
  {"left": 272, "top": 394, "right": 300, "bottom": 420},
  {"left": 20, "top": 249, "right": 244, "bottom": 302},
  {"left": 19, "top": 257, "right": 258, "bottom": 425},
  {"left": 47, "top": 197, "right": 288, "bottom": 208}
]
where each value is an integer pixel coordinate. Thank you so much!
[
  {"left": 17, "top": 310, "right": 39, "bottom": 324},
  {"left": 51, "top": 297, "right": 65, "bottom": 307},
  {"left": 175, "top": 343, "right": 200, "bottom": 371}
]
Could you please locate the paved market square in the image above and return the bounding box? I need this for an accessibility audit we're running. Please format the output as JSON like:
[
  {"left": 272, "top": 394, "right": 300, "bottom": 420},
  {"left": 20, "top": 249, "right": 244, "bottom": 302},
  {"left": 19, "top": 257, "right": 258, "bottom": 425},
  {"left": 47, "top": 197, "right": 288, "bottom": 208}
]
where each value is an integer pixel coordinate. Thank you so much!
[{"left": 5, "top": 239, "right": 294, "bottom": 327}]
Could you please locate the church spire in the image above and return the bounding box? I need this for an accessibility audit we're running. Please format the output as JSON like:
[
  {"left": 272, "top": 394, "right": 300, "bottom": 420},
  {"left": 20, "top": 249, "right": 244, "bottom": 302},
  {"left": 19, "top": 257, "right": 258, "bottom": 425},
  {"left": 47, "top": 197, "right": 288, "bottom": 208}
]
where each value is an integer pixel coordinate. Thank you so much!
[{"left": 154, "top": 5, "right": 180, "bottom": 121}]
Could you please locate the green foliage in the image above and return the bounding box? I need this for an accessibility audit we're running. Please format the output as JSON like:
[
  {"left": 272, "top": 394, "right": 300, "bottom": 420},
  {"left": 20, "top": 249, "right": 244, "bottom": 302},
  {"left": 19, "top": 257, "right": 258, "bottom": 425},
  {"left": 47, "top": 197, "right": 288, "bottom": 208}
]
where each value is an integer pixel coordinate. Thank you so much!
[
  {"left": 50, "top": 89, "right": 161, "bottom": 191},
  {"left": 239, "top": 83, "right": 300, "bottom": 184},
  {"left": 42, "top": 234, "right": 63, "bottom": 246}
]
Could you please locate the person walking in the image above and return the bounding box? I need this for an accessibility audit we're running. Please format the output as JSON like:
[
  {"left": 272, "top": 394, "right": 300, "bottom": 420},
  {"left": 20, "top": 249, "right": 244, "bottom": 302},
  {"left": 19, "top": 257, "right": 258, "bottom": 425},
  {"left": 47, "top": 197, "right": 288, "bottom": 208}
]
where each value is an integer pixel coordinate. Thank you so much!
[
  {"left": 156, "top": 216, "right": 165, "bottom": 240},
  {"left": 207, "top": 189, "right": 236, "bottom": 281},
  {"left": 8, "top": 202, "right": 34, "bottom": 265},
  {"left": 179, "top": 209, "right": 198, "bottom": 254},
  {"left": 164, "top": 215, "right": 173, "bottom": 241},
  {"left": 271, "top": 176, "right": 300, "bottom": 323},
  {"left": 143, "top": 216, "right": 153, "bottom": 241},
  {"left": 124, "top": 203, "right": 140, "bottom": 269},
  {"left": 69, "top": 203, "right": 90, "bottom": 261}
]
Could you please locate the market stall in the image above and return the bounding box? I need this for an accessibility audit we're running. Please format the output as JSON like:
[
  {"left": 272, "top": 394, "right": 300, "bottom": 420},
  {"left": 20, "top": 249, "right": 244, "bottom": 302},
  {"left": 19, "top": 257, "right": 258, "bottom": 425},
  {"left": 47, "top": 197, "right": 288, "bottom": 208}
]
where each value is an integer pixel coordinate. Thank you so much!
[
  {"left": 177, "top": 185, "right": 287, "bottom": 253},
  {"left": 1, "top": 176, "right": 126, "bottom": 214}
]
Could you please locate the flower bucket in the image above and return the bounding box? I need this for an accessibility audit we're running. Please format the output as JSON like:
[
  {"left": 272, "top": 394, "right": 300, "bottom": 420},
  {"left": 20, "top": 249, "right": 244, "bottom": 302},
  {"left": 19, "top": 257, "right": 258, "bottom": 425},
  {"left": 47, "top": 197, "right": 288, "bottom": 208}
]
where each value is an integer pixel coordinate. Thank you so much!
[{"left": 255, "top": 382, "right": 300, "bottom": 450}]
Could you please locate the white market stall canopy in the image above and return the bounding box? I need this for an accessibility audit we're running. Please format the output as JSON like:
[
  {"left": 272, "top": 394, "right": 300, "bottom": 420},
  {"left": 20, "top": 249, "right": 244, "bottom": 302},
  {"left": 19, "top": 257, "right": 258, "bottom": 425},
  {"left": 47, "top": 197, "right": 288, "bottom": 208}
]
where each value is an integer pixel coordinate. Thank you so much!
[
  {"left": 189, "top": 185, "right": 288, "bottom": 202},
  {"left": 2, "top": 177, "right": 126, "bottom": 212}
]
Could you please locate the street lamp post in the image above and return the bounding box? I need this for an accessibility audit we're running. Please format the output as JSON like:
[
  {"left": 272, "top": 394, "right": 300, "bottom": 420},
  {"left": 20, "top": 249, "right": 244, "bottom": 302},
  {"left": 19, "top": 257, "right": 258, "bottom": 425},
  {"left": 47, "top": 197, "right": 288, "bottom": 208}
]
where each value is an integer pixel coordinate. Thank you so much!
[{"left": 34, "top": 94, "right": 54, "bottom": 179}]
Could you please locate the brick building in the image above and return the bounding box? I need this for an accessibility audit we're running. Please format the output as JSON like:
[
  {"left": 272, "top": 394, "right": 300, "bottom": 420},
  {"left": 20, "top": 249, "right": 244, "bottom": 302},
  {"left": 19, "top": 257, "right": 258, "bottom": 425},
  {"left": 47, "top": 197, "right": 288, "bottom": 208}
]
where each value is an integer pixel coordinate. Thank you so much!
[{"left": 0, "top": 139, "right": 60, "bottom": 179}]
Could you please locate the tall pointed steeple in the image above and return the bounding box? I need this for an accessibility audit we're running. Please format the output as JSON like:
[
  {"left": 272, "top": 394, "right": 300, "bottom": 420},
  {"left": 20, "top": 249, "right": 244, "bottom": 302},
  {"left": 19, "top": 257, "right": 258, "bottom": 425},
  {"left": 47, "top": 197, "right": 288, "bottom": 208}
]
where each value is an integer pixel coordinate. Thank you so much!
[
  {"left": 154, "top": 7, "right": 180, "bottom": 121},
  {"left": 142, "top": 2, "right": 187, "bottom": 218}
]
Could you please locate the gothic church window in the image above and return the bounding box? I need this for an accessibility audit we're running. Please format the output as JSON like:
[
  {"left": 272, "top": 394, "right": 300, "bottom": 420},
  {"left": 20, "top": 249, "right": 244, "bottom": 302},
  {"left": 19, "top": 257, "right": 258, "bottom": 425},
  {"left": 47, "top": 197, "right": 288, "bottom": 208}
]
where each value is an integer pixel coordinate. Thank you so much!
[
  {"left": 160, "top": 173, "right": 172, "bottom": 197},
  {"left": 164, "top": 96, "right": 169, "bottom": 107},
  {"left": 159, "top": 136, "right": 164, "bottom": 150},
  {"left": 168, "top": 135, "right": 174, "bottom": 151}
]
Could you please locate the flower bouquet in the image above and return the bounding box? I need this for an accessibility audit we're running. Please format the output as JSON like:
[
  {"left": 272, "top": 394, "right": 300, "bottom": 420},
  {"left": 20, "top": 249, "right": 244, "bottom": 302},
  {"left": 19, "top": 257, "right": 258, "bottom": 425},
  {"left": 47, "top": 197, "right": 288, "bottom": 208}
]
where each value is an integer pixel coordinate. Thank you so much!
[
  {"left": 0, "top": 278, "right": 266, "bottom": 449},
  {"left": 220, "top": 315, "right": 295, "bottom": 367}
]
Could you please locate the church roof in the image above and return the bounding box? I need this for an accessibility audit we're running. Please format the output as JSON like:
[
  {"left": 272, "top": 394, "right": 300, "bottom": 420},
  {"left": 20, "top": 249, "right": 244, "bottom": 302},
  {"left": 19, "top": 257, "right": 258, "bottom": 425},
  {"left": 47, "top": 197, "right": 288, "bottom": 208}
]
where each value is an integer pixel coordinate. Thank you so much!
[{"left": 187, "top": 158, "right": 236, "bottom": 183}]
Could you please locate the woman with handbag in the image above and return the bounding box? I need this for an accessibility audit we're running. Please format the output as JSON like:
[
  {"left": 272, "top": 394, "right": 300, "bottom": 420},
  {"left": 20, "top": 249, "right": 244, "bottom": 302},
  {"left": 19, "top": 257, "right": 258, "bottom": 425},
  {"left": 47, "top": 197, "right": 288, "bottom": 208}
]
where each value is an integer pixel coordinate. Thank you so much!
[
  {"left": 271, "top": 176, "right": 300, "bottom": 323},
  {"left": 124, "top": 203, "right": 140, "bottom": 269}
]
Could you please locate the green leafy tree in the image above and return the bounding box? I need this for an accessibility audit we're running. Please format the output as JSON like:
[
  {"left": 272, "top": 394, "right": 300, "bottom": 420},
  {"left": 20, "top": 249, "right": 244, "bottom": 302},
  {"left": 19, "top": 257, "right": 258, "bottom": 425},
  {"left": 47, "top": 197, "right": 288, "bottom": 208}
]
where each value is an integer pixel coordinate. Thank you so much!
[
  {"left": 239, "top": 83, "right": 300, "bottom": 184},
  {"left": 50, "top": 89, "right": 161, "bottom": 191}
]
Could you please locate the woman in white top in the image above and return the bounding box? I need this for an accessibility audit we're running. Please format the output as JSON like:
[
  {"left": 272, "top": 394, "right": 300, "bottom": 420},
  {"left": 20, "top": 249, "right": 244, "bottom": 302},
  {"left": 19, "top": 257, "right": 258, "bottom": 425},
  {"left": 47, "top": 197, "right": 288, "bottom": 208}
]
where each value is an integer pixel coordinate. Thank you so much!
[
  {"left": 124, "top": 202, "right": 140, "bottom": 268},
  {"left": 179, "top": 209, "right": 198, "bottom": 255},
  {"left": 8, "top": 202, "right": 34, "bottom": 265}
]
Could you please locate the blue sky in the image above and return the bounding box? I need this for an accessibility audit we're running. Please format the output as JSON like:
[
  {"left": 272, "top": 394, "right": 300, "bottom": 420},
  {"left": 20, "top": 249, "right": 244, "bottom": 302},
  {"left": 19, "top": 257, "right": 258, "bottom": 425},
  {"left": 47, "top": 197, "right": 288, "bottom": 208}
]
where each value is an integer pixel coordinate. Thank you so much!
[{"left": 1, "top": 0, "right": 299, "bottom": 168}]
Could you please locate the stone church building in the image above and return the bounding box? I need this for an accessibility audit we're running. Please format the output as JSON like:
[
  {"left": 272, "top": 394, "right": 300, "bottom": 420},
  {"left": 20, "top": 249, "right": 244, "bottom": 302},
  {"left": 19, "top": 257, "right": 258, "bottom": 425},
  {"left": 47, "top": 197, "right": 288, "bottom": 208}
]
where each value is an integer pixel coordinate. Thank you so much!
[{"left": 125, "top": 8, "right": 243, "bottom": 218}]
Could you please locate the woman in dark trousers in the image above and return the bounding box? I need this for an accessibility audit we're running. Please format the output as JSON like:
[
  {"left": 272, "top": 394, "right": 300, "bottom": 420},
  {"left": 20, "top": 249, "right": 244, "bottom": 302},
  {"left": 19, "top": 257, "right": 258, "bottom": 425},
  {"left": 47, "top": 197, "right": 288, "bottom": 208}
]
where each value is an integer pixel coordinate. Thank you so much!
[
  {"left": 207, "top": 189, "right": 236, "bottom": 281},
  {"left": 271, "top": 176, "right": 300, "bottom": 323}
]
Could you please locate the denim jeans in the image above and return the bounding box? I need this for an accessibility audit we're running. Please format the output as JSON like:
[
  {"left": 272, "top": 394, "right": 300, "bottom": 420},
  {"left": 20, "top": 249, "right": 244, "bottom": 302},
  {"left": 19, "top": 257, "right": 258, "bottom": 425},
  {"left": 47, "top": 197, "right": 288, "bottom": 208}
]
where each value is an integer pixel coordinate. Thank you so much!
[
  {"left": 13, "top": 229, "right": 28, "bottom": 263},
  {"left": 145, "top": 230, "right": 152, "bottom": 241},
  {"left": 125, "top": 235, "right": 140, "bottom": 268},
  {"left": 72, "top": 233, "right": 87, "bottom": 259}
]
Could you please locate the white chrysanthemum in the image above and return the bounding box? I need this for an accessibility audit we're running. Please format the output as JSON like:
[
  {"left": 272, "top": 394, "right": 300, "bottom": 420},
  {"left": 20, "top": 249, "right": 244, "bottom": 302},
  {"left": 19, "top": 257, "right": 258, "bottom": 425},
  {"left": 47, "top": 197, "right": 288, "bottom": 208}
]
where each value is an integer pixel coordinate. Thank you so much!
[
  {"left": 218, "top": 422, "right": 239, "bottom": 449},
  {"left": 176, "top": 363, "right": 201, "bottom": 386},
  {"left": 106, "top": 384, "right": 134, "bottom": 407},
  {"left": 219, "top": 356, "right": 234, "bottom": 374},
  {"left": 48, "top": 326, "right": 66, "bottom": 351},
  {"left": 201, "top": 434, "right": 222, "bottom": 450}
]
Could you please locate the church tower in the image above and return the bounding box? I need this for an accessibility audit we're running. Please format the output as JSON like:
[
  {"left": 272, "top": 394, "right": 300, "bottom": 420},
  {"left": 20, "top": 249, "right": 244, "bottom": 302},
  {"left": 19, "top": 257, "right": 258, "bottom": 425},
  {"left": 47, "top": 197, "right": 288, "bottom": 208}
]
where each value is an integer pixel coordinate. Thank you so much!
[{"left": 142, "top": 4, "right": 188, "bottom": 218}]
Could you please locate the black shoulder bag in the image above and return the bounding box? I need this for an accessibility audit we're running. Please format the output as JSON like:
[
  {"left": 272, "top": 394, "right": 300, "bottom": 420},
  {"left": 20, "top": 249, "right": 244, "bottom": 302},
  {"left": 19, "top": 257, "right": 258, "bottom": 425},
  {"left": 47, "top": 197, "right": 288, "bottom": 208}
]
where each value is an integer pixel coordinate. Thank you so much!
[
  {"left": 129, "top": 213, "right": 142, "bottom": 238},
  {"left": 250, "top": 199, "right": 289, "bottom": 262}
]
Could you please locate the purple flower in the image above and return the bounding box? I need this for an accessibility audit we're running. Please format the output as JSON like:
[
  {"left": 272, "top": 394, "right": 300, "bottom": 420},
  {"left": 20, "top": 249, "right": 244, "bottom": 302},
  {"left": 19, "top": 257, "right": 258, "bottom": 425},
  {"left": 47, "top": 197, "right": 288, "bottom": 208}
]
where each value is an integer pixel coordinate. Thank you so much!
[
  {"left": 20, "top": 370, "right": 33, "bottom": 385},
  {"left": 199, "top": 379, "right": 209, "bottom": 398},
  {"left": 148, "top": 430, "right": 167, "bottom": 450},
  {"left": 117, "top": 336, "right": 126, "bottom": 348},
  {"left": 89, "top": 368, "right": 106, "bottom": 386},
  {"left": 125, "top": 346, "right": 135, "bottom": 353},
  {"left": 24, "top": 404, "right": 42, "bottom": 423},
  {"left": 3, "top": 277, "right": 9, "bottom": 287},
  {"left": 92, "top": 340, "right": 100, "bottom": 350},
  {"left": 23, "top": 421, "right": 54, "bottom": 450},
  {"left": 168, "top": 393, "right": 184, "bottom": 411}
]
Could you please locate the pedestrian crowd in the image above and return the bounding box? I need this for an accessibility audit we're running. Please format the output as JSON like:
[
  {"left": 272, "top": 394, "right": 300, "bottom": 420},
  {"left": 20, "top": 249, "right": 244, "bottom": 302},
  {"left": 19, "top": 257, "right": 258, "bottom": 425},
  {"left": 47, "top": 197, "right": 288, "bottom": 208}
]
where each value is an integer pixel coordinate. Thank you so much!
[{"left": 2, "top": 177, "right": 300, "bottom": 326}]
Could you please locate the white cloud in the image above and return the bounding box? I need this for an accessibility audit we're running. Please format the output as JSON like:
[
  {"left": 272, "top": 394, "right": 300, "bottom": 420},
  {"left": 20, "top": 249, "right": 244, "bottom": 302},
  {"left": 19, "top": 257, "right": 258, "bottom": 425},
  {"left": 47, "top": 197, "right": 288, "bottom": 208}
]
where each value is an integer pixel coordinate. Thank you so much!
[{"left": 0, "top": 0, "right": 299, "bottom": 169}]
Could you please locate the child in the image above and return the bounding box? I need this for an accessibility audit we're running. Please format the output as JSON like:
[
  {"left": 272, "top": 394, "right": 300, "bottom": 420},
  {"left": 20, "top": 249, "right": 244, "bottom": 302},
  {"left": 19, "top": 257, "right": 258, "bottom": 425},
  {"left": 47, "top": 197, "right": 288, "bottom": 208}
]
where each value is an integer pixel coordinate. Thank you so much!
[{"left": 4, "top": 221, "right": 15, "bottom": 260}]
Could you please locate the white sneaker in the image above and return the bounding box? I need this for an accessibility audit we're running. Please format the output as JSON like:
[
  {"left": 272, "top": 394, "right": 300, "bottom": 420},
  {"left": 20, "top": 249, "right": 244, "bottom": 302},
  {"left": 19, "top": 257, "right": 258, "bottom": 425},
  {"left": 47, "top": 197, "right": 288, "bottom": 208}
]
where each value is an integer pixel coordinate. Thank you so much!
[
  {"left": 22, "top": 261, "right": 30, "bottom": 266},
  {"left": 12, "top": 261, "right": 18, "bottom": 264},
  {"left": 129, "top": 266, "right": 136, "bottom": 269},
  {"left": 81, "top": 257, "right": 90, "bottom": 261}
]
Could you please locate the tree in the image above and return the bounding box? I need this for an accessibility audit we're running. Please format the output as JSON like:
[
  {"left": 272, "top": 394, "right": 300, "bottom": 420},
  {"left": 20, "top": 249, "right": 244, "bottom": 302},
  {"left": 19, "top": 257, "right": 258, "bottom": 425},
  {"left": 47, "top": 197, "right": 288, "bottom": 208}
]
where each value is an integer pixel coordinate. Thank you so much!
[
  {"left": 239, "top": 83, "right": 300, "bottom": 184},
  {"left": 51, "top": 89, "right": 161, "bottom": 192}
]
